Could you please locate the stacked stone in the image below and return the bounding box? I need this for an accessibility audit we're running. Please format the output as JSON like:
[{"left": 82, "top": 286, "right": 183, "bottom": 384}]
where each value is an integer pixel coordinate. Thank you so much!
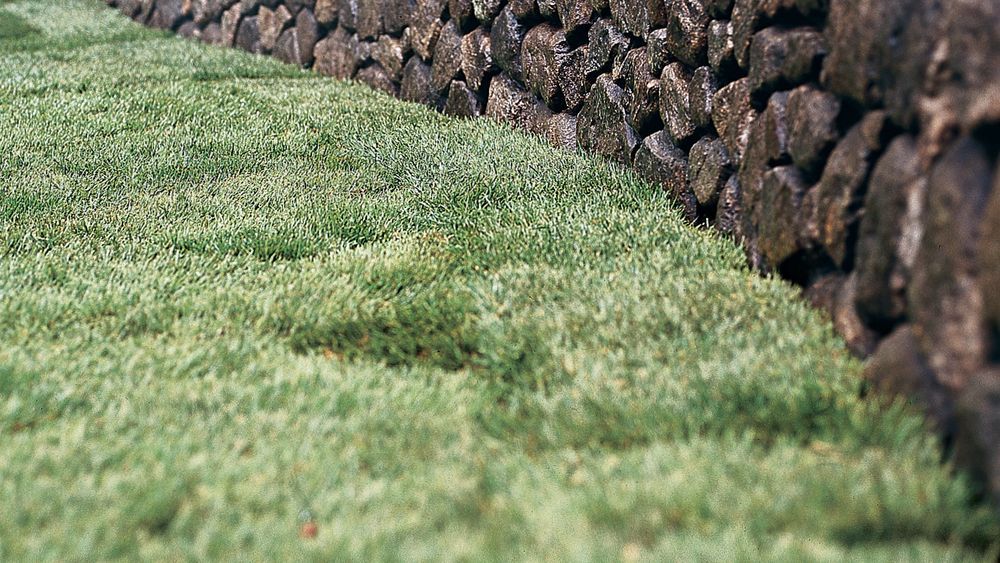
[{"left": 106, "top": 0, "right": 1000, "bottom": 502}]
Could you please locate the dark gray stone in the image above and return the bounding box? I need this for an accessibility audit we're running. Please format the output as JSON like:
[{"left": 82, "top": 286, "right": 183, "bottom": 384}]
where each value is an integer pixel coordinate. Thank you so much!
[
  {"left": 708, "top": 19, "right": 737, "bottom": 76},
  {"left": 357, "top": 64, "right": 399, "bottom": 95},
  {"left": 688, "top": 136, "right": 732, "bottom": 207},
  {"left": 801, "top": 111, "right": 889, "bottom": 268},
  {"left": 688, "top": 66, "right": 717, "bottom": 129},
  {"left": 634, "top": 131, "right": 696, "bottom": 220},
  {"left": 444, "top": 80, "right": 484, "bottom": 117},
  {"left": 576, "top": 74, "right": 640, "bottom": 164},
  {"left": 586, "top": 19, "right": 631, "bottom": 78},
  {"left": 410, "top": 0, "right": 447, "bottom": 59},
  {"left": 610, "top": 0, "right": 667, "bottom": 39},
  {"left": 371, "top": 35, "right": 407, "bottom": 80},
  {"left": 235, "top": 15, "right": 262, "bottom": 53},
  {"left": 401, "top": 55, "right": 443, "bottom": 108},
  {"left": 754, "top": 165, "right": 808, "bottom": 267},
  {"left": 485, "top": 74, "right": 544, "bottom": 132},
  {"left": 557, "top": 0, "right": 596, "bottom": 33},
  {"left": 490, "top": 7, "right": 526, "bottom": 80},
  {"left": 662, "top": 0, "right": 710, "bottom": 67},
  {"left": 747, "top": 26, "right": 825, "bottom": 100},
  {"left": 786, "top": 85, "right": 840, "bottom": 175}
]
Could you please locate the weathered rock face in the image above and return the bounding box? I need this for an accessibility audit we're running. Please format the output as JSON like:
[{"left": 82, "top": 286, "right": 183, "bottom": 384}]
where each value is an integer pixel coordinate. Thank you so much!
[{"left": 107, "top": 0, "right": 1000, "bottom": 505}]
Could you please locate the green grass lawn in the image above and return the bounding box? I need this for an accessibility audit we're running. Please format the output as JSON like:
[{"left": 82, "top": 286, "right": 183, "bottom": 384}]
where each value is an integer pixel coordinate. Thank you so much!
[{"left": 0, "top": 1, "right": 997, "bottom": 560}]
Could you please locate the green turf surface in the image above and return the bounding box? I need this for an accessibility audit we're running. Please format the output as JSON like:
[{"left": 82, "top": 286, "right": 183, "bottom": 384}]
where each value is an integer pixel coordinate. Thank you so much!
[{"left": 0, "top": 1, "right": 997, "bottom": 560}]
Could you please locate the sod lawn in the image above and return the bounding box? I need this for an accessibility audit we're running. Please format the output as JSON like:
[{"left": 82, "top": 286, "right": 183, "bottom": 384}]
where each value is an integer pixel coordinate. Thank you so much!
[{"left": 0, "top": 1, "right": 997, "bottom": 560}]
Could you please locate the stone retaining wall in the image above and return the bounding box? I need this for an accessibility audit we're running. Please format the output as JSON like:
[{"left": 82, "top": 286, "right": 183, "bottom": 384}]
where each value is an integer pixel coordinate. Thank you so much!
[{"left": 106, "top": 0, "right": 999, "bottom": 501}]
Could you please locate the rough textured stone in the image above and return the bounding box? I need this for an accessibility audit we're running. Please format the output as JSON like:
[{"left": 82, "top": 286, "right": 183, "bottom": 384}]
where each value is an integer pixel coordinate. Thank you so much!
[
  {"left": 431, "top": 20, "right": 463, "bottom": 93},
  {"left": 863, "top": 324, "right": 953, "bottom": 432},
  {"left": 704, "top": 0, "right": 732, "bottom": 19},
  {"left": 178, "top": 20, "right": 200, "bottom": 39},
  {"left": 616, "top": 48, "right": 660, "bottom": 135},
  {"left": 559, "top": 46, "right": 591, "bottom": 112},
  {"left": 688, "top": 66, "right": 717, "bottom": 129},
  {"left": 460, "top": 28, "right": 495, "bottom": 93},
  {"left": 634, "top": 131, "right": 696, "bottom": 220},
  {"left": 472, "top": 0, "right": 503, "bottom": 21},
  {"left": 711, "top": 78, "right": 756, "bottom": 161},
  {"left": 314, "top": 26, "right": 366, "bottom": 78},
  {"left": 576, "top": 75, "right": 640, "bottom": 164},
  {"left": 730, "top": 0, "right": 761, "bottom": 70},
  {"left": 715, "top": 174, "right": 742, "bottom": 236},
  {"left": 910, "top": 137, "right": 993, "bottom": 392},
  {"left": 356, "top": 0, "right": 385, "bottom": 39},
  {"left": 688, "top": 136, "right": 732, "bottom": 207},
  {"left": 400, "top": 55, "right": 442, "bottom": 107},
  {"left": 707, "top": 19, "right": 737, "bottom": 77},
  {"left": 586, "top": 19, "right": 631, "bottom": 78},
  {"left": 220, "top": 4, "right": 242, "bottom": 46},
  {"left": 315, "top": 0, "right": 338, "bottom": 25},
  {"left": 610, "top": 0, "right": 666, "bottom": 39},
  {"left": 235, "top": 15, "right": 262, "bottom": 53},
  {"left": 757, "top": 91, "right": 789, "bottom": 163},
  {"left": 786, "top": 85, "right": 840, "bottom": 175},
  {"left": 646, "top": 29, "right": 671, "bottom": 76},
  {"left": 854, "top": 135, "right": 925, "bottom": 330},
  {"left": 747, "top": 26, "right": 825, "bottom": 100},
  {"left": 490, "top": 7, "right": 525, "bottom": 80},
  {"left": 661, "top": 0, "right": 710, "bottom": 67},
  {"left": 557, "top": 0, "right": 596, "bottom": 33},
  {"left": 273, "top": 27, "right": 303, "bottom": 65},
  {"left": 449, "top": 0, "right": 476, "bottom": 30},
  {"left": 382, "top": 0, "right": 412, "bottom": 34},
  {"left": 337, "top": 0, "right": 359, "bottom": 30},
  {"left": 942, "top": 0, "right": 1000, "bottom": 132},
  {"left": 371, "top": 35, "right": 407, "bottom": 80},
  {"left": 541, "top": 112, "right": 579, "bottom": 150},
  {"left": 508, "top": 0, "right": 538, "bottom": 20},
  {"left": 191, "top": 0, "right": 229, "bottom": 26},
  {"left": 149, "top": 0, "right": 185, "bottom": 29},
  {"left": 410, "top": 0, "right": 446, "bottom": 59},
  {"left": 357, "top": 64, "right": 399, "bottom": 95},
  {"left": 754, "top": 165, "right": 808, "bottom": 267},
  {"left": 659, "top": 63, "right": 696, "bottom": 145},
  {"left": 821, "top": 0, "right": 932, "bottom": 124},
  {"left": 831, "top": 273, "right": 879, "bottom": 357},
  {"left": 485, "top": 74, "right": 543, "bottom": 132},
  {"left": 522, "top": 24, "right": 571, "bottom": 109},
  {"left": 201, "top": 22, "right": 222, "bottom": 44},
  {"left": 801, "top": 111, "right": 889, "bottom": 268},
  {"left": 444, "top": 80, "right": 483, "bottom": 117}
]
